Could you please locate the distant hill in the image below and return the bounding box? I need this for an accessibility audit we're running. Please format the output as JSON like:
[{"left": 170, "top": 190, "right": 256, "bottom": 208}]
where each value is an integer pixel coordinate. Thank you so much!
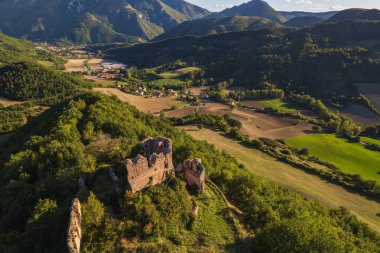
[
  {"left": 280, "top": 11, "right": 337, "bottom": 20},
  {"left": 154, "top": 16, "right": 282, "bottom": 41},
  {"left": 328, "top": 9, "right": 380, "bottom": 22},
  {"left": 284, "top": 16, "right": 324, "bottom": 28},
  {"left": 0, "top": 0, "right": 209, "bottom": 43},
  {"left": 206, "top": 0, "right": 286, "bottom": 23}
]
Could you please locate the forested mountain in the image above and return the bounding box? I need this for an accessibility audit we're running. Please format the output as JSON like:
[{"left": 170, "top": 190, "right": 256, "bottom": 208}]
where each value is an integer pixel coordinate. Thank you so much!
[
  {"left": 328, "top": 8, "right": 380, "bottom": 22},
  {"left": 107, "top": 20, "right": 380, "bottom": 98},
  {"left": 284, "top": 16, "right": 324, "bottom": 28},
  {"left": 0, "top": 92, "right": 378, "bottom": 252},
  {"left": 280, "top": 11, "right": 337, "bottom": 20},
  {"left": 205, "top": 0, "right": 286, "bottom": 23},
  {"left": 154, "top": 16, "right": 282, "bottom": 41},
  {"left": 0, "top": 0, "right": 209, "bottom": 43}
]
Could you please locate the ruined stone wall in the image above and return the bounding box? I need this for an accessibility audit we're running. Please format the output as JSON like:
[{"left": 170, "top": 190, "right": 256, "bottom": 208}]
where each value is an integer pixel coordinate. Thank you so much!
[
  {"left": 123, "top": 137, "right": 174, "bottom": 193},
  {"left": 67, "top": 198, "right": 82, "bottom": 253},
  {"left": 176, "top": 158, "right": 206, "bottom": 191}
]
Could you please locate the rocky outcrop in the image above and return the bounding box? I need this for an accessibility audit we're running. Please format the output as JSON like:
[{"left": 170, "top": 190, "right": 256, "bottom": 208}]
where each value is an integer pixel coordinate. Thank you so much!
[
  {"left": 121, "top": 137, "right": 174, "bottom": 193},
  {"left": 67, "top": 198, "right": 82, "bottom": 253},
  {"left": 176, "top": 158, "right": 206, "bottom": 192}
]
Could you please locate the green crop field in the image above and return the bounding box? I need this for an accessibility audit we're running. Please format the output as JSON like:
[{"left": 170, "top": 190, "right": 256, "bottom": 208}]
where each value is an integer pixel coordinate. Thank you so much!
[
  {"left": 287, "top": 134, "right": 380, "bottom": 183},
  {"left": 146, "top": 78, "right": 186, "bottom": 88},
  {"left": 258, "top": 98, "right": 302, "bottom": 112},
  {"left": 159, "top": 66, "right": 201, "bottom": 79}
]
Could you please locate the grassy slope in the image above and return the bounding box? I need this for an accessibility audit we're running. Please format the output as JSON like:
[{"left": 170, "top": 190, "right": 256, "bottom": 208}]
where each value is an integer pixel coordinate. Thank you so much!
[
  {"left": 178, "top": 126, "right": 380, "bottom": 233},
  {"left": 287, "top": 134, "right": 380, "bottom": 183},
  {"left": 258, "top": 98, "right": 302, "bottom": 112},
  {"left": 0, "top": 33, "right": 36, "bottom": 66}
]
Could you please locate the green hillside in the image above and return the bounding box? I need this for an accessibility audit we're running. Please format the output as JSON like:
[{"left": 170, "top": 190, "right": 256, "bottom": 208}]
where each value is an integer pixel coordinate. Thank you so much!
[
  {"left": 155, "top": 16, "right": 282, "bottom": 41},
  {"left": 0, "top": 33, "right": 36, "bottom": 65},
  {"left": 0, "top": 92, "right": 379, "bottom": 252}
]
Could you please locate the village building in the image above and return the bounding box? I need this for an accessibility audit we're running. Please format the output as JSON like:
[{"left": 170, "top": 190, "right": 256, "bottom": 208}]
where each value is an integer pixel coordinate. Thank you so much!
[
  {"left": 121, "top": 137, "right": 174, "bottom": 193},
  {"left": 176, "top": 158, "right": 206, "bottom": 191}
]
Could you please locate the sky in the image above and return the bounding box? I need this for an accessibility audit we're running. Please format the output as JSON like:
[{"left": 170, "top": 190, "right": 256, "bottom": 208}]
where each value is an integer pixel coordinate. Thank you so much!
[{"left": 187, "top": 0, "right": 380, "bottom": 12}]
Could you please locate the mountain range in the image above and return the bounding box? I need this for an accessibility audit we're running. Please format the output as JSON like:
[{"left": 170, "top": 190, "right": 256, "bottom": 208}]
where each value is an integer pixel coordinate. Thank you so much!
[
  {"left": 0, "top": 0, "right": 209, "bottom": 43},
  {"left": 0, "top": 0, "right": 379, "bottom": 44}
]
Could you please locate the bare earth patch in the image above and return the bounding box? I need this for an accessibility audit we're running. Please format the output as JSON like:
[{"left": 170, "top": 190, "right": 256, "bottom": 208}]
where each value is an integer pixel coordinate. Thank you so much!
[
  {"left": 94, "top": 88, "right": 185, "bottom": 114},
  {"left": 64, "top": 59, "right": 87, "bottom": 72},
  {"left": 0, "top": 97, "right": 23, "bottom": 107},
  {"left": 356, "top": 83, "right": 380, "bottom": 113},
  {"left": 330, "top": 104, "right": 380, "bottom": 127},
  {"left": 179, "top": 126, "right": 380, "bottom": 233},
  {"left": 167, "top": 101, "right": 314, "bottom": 139}
]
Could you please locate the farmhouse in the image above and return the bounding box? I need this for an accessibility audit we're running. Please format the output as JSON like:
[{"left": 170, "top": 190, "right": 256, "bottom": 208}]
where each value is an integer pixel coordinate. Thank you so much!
[
  {"left": 121, "top": 137, "right": 174, "bottom": 193},
  {"left": 176, "top": 158, "right": 206, "bottom": 191}
]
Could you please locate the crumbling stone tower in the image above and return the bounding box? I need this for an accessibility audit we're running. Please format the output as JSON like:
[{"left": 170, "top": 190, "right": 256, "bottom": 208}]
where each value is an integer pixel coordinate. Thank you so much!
[
  {"left": 176, "top": 158, "right": 206, "bottom": 192},
  {"left": 122, "top": 137, "right": 174, "bottom": 193}
]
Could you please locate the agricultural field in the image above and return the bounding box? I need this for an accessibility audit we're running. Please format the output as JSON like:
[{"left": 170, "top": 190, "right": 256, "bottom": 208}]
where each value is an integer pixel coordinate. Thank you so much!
[
  {"left": 329, "top": 104, "right": 380, "bottom": 127},
  {"left": 179, "top": 126, "right": 380, "bottom": 233},
  {"left": 158, "top": 66, "right": 201, "bottom": 79},
  {"left": 167, "top": 101, "right": 314, "bottom": 139},
  {"left": 256, "top": 98, "right": 302, "bottom": 112},
  {"left": 143, "top": 66, "right": 201, "bottom": 88},
  {"left": 37, "top": 60, "right": 54, "bottom": 67},
  {"left": 356, "top": 83, "right": 380, "bottom": 112},
  {"left": 145, "top": 78, "right": 186, "bottom": 88},
  {"left": 287, "top": 134, "right": 380, "bottom": 183},
  {"left": 64, "top": 59, "right": 87, "bottom": 72},
  {"left": 94, "top": 88, "right": 187, "bottom": 114}
]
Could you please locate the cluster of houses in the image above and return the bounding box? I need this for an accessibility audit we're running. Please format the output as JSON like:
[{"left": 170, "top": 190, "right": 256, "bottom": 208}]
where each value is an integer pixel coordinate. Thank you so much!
[
  {"left": 36, "top": 42, "right": 91, "bottom": 58},
  {"left": 88, "top": 60, "right": 128, "bottom": 80}
]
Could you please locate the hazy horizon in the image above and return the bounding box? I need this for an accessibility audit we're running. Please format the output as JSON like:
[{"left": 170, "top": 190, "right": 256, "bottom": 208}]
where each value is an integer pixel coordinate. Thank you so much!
[{"left": 187, "top": 0, "right": 380, "bottom": 12}]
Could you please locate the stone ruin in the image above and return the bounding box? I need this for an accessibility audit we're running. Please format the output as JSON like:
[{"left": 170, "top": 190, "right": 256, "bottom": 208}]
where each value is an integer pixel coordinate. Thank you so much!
[
  {"left": 121, "top": 137, "right": 175, "bottom": 193},
  {"left": 176, "top": 158, "right": 206, "bottom": 192},
  {"left": 67, "top": 198, "right": 82, "bottom": 253}
]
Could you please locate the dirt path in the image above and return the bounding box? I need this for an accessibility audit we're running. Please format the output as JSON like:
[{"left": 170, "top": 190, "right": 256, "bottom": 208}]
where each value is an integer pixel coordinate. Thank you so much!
[
  {"left": 0, "top": 97, "right": 23, "bottom": 107},
  {"left": 178, "top": 126, "right": 380, "bottom": 233}
]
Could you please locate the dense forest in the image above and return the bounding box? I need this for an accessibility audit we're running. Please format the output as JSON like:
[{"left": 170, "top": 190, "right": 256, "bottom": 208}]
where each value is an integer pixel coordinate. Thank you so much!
[
  {"left": 0, "top": 92, "right": 379, "bottom": 252},
  {"left": 0, "top": 62, "right": 92, "bottom": 104}
]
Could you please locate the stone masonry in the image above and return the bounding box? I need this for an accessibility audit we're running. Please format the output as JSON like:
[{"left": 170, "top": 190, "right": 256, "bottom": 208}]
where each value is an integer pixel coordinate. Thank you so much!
[
  {"left": 121, "top": 137, "right": 174, "bottom": 193},
  {"left": 176, "top": 158, "right": 206, "bottom": 192},
  {"left": 67, "top": 198, "right": 82, "bottom": 253}
]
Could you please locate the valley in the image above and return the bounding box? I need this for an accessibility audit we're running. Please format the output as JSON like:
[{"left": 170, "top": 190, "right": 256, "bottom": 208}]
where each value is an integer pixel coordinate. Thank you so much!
[{"left": 1, "top": 0, "right": 380, "bottom": 252}]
